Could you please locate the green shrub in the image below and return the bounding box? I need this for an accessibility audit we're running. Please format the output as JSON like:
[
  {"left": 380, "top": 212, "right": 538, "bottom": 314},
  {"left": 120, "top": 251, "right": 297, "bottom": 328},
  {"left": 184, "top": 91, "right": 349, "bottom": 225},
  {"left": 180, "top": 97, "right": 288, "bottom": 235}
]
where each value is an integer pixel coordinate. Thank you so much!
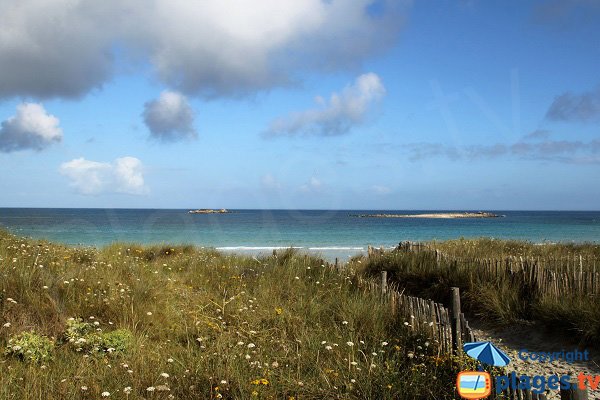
[
  {"left": 65, "top": 318, "right": 133, "bottom": 355},
  {"left": 5, "top": 331, "right": 54, "bottom": 362}
]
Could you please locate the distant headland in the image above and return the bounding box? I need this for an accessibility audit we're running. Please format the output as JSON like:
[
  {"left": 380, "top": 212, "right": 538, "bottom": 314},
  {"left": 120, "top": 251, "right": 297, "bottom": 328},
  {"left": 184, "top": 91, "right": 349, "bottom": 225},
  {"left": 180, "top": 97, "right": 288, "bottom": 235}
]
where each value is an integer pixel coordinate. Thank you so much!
[
  {"left": 352, "top": 211, "right": 501, "bottom": 219},
  {"left": 188, "top": 209, "right": 231, "bottom": 214}
]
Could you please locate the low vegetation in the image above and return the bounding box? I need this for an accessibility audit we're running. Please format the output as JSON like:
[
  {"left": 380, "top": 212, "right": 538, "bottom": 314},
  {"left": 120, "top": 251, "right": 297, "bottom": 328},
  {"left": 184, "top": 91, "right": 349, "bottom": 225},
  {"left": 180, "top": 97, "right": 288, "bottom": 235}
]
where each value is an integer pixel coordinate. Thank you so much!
[
  {"left": 0, "top": 230, "right": 470, "bottom": 399},
  {"left": 354, "top": 238, "right": 600, "bottom": 344}
]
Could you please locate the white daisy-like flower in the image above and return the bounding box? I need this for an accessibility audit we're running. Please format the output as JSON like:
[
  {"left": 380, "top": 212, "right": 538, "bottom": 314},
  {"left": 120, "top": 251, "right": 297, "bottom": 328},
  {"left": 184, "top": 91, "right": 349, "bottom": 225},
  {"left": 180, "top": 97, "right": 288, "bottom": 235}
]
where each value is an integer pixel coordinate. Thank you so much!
[
  {"left": 124, "top": 387, "right": 132, "bottom": 394},
  {"left": 101, "top": 392, "right": 110, "bottom": 397},
  {"left": 346, "top": 341, "right": 354, "bottom": 347},
  {"left": 247, "top": 343, "right": 256, "bottom": 348},
  {"left": 160, "top": 372, "right": 170, "bottom": 379},
  {"left": 146, "top": 386, "right": 155, "bottom": 392}
]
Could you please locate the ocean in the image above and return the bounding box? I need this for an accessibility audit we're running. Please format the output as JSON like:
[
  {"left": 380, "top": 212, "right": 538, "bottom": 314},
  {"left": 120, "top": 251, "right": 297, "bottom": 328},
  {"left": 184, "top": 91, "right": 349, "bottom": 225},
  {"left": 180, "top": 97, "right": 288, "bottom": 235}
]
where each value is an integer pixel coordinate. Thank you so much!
[{"left": 0, "top": 209, "right": 599, "bottom": 261}]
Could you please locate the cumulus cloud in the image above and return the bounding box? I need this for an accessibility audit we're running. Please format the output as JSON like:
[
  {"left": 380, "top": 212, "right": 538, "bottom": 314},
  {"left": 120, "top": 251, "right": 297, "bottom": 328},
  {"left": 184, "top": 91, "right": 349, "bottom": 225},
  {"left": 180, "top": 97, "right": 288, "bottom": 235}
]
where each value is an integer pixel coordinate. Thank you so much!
[
  {"left": 0, "top": 0, "right": 408, "bottom": 99},
  {"left": 0, "top": 103, "right": 62, "bottom": 152},
  {"left": 143, "top": 91, "right": 197, "bottom": 142},
  {"left": 0, "top": 1, "right": 121, "bottom": 98},
  {"left": 59, "top": 156, "right": 147, "bottom": 195},
  {"left": 266, "top": 73, "right": 386, "bottom": 137},
  {"left": 546, "top": 87, "right": 600, "bottom": 122}
]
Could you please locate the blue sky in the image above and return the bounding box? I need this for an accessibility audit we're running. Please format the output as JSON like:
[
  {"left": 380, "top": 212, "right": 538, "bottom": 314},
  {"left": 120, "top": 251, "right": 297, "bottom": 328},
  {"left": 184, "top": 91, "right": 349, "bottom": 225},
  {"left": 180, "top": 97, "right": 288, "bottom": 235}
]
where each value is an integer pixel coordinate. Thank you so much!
[{"left": 1, "top": 0, "right": 599, "bottom": 210}]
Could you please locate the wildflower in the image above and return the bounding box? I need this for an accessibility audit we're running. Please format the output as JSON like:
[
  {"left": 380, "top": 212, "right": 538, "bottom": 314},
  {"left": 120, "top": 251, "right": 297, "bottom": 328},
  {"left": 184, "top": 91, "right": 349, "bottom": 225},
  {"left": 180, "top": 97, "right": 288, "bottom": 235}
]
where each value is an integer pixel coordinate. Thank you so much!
[
  {"left": 81, "top": 386, "right": 88, "bottom": 391},
  {"left": 123, "top": 387, "right": 132, "bottom": 394},
  {"left": 220, "top": 380, "right": 227, "bottom": 384},
  {"left": 167, "top": 358, "right": 174, "bottom": 363},
  {"left": 342, "top": 321, "right": 348, "bottom": 325},
  {"left": 237, "top": 341, "right": 244, "bottom": 346},
  {"left": 321, "top": 341, "right": 327, "bottom": 345},
  {"left": 271, "top": 361, "right": 279, "bottom": 368},
  {"left": 247, "top": 343, "right": 256, "bottom": 348},
  {"left": 372, "top": 352, "right": 378, "bottom": 356},
  {"left": 160, "top": 372, "right": 170, "bottom": 378},
  {"left": 251, "top": 378, "right": 269, "bottom": 386},
  {"left": 156, "top": 385, "right": 170, "bottom": 392},
  {"left": 403, "top": 322, "right": 409, "bottom": 326},
  {"left": 43, "top": 286, "right": 48, "bottom": 289},
  {"left": 245, "top": 354, "right": 251, "bottom": 360},
  {"left": 146, "top": 312, "right": 153, "bottom": 316},
  {"left": 346, "top": 342, "right": 354, "bottom": 347},
  {"left": 408, "top": 352, "right": 414, "bottom": 359},
  {"left": 2, "top": 322, "right": 10, "bottom": 328},
  {"left": 101, "top": 392, "right": 110, "bottom": 397},
  {"left": 325, "top": 345, "right": 333, "bottom": 351},
  {"left": 147, "top": 386, "right": 155, "bottom": 392},
  {"left": 381, "top": 341, "right": 388, "bottom": 346},
  {"left": 294, "top": 276, "right": 300, "bottom": 280},
  {"left": 351, "top": 379, "right": 356, "bottom": 383},
  {"left": 350, "top": 361, "right": 358, "bottom": 366}
]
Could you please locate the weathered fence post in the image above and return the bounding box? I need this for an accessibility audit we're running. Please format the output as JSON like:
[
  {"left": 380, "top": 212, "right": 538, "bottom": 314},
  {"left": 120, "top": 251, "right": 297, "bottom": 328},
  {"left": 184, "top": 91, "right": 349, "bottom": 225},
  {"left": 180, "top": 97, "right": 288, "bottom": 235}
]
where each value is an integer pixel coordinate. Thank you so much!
[
  {"left": 272, "top": 249, "right": 277, "bottom": 257},
  {"left": 368, "top": 245, "right": 373, "bottom": 258},
  {"left": 380, "top": 270, "right": 388, "bottom": 294},
  {"left": 560, "top": 387, "right": 588, "bottom": 400},
  {"left": 335, "top": 257, "right": 339, "bottom": 269},
  {"left": 450, "top": 287, "right": 462, "bottom": 353}
]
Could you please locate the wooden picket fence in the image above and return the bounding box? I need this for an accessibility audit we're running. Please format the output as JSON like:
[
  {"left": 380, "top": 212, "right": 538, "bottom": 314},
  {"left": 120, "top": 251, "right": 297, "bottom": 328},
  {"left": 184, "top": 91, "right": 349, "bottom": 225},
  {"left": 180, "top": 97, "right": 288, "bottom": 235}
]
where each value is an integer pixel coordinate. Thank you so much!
[
  {"left": 358, "top": 246, "right": 591, "bottom": 400},
  {"left": 389, "top": 241, "right": 600, "bottom": 299}
]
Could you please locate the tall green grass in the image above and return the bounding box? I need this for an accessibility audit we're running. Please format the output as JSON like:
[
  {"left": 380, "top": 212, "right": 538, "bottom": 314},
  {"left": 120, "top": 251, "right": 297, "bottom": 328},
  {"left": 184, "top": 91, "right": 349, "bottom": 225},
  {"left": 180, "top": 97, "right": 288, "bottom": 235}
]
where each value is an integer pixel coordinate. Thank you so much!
[
  {"left": 354, "top": 239, "right": 600, "bottom": 344},
  {"left": 0, "top": 231, "right": 466, "bottom": 399}
]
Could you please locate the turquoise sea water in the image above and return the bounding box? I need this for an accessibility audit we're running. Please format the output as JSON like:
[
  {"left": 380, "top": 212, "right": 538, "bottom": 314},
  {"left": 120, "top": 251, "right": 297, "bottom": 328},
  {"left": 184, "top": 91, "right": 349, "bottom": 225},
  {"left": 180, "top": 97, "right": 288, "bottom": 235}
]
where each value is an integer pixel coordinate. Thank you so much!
[{"left": 1, "top": 209, "right": 599, "bottom": 261}]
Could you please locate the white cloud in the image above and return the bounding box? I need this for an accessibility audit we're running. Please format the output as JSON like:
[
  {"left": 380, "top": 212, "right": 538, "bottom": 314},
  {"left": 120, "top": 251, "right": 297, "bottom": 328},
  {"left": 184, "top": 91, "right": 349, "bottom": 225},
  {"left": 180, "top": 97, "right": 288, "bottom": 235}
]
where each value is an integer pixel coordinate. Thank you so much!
[
  {"left": 300, "top": 177, "right": 323, "bottom": 192},
  {"left": 372, "top": 185, "right": 391, "bottom": 195},
  {"left": 261, "top": 174, "right": 282, "bottom": 190},
  {"left": 266, "top": 73, "right": 386, "bottom": 137},
  {"left": 0, "top": 103, "right": 62, "bottom": 152},
  {"left": 0, "top": 1, "right": 408, "bottom": 99},
  {"left": 59, "top": 157, "right": 147, "bottom": 195},
  {"left": 143, "top": 91, "right": 197, "bottom": 142}
]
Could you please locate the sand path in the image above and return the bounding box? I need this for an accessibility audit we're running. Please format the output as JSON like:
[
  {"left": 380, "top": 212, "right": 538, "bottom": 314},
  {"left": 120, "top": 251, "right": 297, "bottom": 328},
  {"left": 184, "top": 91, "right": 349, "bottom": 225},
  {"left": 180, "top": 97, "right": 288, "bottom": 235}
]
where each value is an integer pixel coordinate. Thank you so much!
[{"left": 469, "top": 319, "right": 600, "bottom": 399}]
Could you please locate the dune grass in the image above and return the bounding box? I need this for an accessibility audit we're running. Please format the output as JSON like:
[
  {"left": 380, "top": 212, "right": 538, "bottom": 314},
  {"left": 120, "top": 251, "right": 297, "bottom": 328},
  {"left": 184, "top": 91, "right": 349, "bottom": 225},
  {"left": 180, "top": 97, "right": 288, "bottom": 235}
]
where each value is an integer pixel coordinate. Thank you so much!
[
  {"left": 354, "top": 239, "right": 600, "bottom": 344},
  {"left": 0, "top": 230, "right": 469, "bottom": 399}
]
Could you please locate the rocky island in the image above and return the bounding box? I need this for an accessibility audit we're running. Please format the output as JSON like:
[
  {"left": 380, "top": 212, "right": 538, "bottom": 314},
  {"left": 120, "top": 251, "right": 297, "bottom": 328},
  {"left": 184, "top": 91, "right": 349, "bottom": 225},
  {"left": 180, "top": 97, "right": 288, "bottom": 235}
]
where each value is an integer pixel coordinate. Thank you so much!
[
  {"left": 353, "top": 211, "right": 501, "bottom": 219},
  {"left": 188, "top": 209, "right": 231, "bottom": 214}
]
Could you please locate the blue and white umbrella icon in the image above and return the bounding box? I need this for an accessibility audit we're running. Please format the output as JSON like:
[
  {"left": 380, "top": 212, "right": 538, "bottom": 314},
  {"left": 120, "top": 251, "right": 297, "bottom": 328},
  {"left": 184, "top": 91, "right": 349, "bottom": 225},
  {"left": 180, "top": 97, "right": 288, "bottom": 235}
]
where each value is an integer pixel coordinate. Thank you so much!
[{"left": 463, "top": 341, "right": 511, "bottom": 367}]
